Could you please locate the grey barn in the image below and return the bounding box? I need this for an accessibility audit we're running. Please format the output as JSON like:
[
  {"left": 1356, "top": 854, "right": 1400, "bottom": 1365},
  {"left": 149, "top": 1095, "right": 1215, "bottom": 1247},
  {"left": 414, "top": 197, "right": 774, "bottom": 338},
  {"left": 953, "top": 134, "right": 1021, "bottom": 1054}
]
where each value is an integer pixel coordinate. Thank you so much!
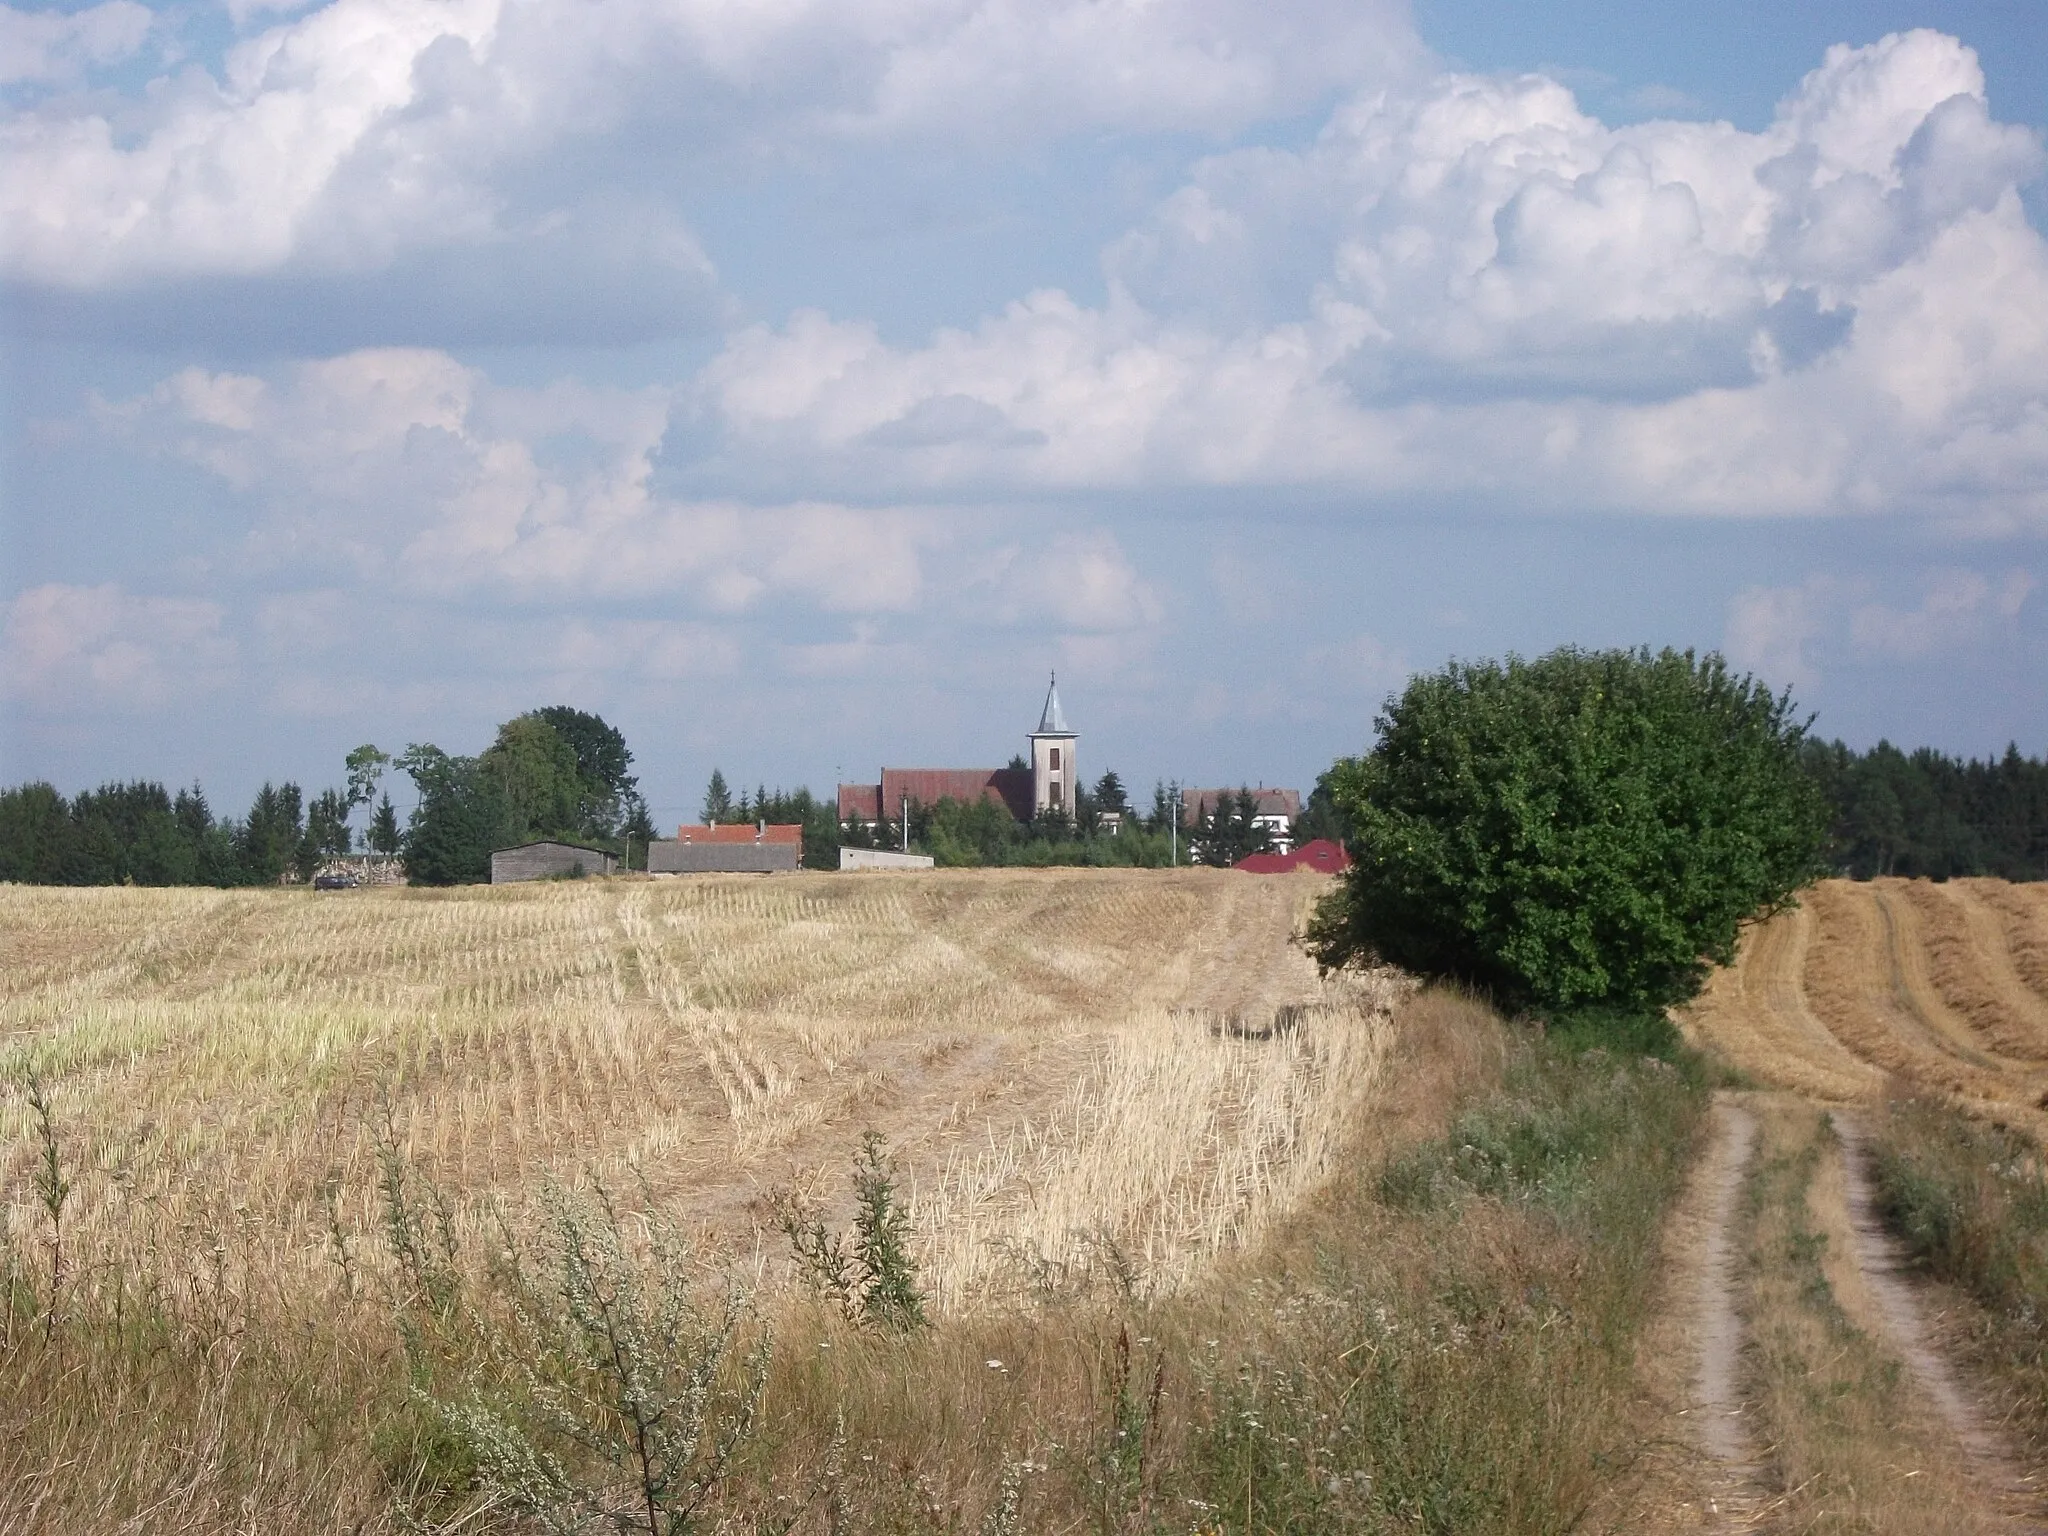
[
  {"left": 647, "top": 840, "right": 799, "bottom": 874},
  {"left": 490, "top": 841, "right": 619, "bottom": 884}
]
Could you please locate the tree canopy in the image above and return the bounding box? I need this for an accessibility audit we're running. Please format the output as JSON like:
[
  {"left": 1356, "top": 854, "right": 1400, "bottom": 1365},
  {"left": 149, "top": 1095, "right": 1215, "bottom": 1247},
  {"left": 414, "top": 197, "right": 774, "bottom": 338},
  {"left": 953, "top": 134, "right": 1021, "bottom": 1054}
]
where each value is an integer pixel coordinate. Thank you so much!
[{"left": 1308, "top": 646, "right": 1829, "bottom": 1021}]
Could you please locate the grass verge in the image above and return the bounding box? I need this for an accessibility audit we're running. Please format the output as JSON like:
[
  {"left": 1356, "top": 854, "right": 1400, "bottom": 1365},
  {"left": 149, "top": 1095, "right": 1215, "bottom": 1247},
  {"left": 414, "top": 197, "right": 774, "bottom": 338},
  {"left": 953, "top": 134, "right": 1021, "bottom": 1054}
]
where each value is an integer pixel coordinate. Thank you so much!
[{"left": 1868, "top": 1093, "right": 2048, "bottom": 1452}]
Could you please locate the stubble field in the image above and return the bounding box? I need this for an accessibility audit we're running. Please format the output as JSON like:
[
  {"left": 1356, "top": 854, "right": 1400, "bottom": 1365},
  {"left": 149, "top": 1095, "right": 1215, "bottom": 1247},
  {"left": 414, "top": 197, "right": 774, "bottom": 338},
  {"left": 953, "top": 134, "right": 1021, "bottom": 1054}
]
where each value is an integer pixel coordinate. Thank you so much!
[{"left": 0, "top": 869, "right": 1400, "bottom": 1317}]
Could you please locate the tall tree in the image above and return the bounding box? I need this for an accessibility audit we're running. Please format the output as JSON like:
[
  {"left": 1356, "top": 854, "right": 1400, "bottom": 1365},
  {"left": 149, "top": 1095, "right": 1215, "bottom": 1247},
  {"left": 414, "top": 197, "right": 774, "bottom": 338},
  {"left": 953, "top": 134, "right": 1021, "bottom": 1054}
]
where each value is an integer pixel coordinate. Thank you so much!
[
  {"left": 480, "top": 716, "right": 583, "bottom": 842},
  {"left": 534, "top": 706, "right": 637, "bottom": 836}
]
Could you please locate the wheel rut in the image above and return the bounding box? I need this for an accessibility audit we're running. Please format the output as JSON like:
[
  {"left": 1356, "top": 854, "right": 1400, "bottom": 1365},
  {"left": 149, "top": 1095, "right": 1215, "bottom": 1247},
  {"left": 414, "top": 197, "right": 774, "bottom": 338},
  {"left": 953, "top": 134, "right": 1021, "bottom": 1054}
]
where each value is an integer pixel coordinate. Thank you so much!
[{"left": 1832, "top": 1115, "right": 2048, "bottom": 1532}]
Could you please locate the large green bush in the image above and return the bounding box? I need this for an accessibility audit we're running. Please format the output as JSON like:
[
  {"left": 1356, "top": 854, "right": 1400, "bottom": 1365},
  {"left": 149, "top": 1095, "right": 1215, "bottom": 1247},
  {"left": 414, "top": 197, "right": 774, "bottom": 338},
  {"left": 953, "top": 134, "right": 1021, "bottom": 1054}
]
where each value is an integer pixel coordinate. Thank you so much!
[{"left": 1308, "top": 646, "right": 1828, "bottom": 1019}]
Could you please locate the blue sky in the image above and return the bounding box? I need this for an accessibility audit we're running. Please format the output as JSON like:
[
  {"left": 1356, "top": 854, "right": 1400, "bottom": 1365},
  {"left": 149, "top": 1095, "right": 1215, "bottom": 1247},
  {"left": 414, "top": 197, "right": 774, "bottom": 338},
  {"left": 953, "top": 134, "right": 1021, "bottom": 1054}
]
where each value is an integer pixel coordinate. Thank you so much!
[{"left": 3, "top": 0, "right": 2046, "bottom": 828}]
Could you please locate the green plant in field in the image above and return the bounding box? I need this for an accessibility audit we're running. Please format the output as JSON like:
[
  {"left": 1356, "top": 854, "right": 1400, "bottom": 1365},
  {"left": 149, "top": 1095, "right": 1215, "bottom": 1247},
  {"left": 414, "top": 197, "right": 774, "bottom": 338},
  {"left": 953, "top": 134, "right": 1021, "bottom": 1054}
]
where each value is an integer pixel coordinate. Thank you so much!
[
  {"left": 775, "top": 1132, "right": 928, "bottom": 1333},
  {"left": 24, "top": 1071, "right": 71, "bottom": 1344},
  {"left": 417, "top": 1183, "right": 772, "bottom": 1535},
  {"left": 1308, "top": 646, "right": 1828, "bottom": 1035}
]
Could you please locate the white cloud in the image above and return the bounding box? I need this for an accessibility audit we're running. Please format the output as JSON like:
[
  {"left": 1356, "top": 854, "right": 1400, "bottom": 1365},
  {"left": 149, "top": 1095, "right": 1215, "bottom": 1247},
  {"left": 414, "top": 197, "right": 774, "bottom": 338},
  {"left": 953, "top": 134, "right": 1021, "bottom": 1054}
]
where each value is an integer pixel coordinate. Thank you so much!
[
  {"left": 0, "top": 0, "right": 1413, "bottom": 288},
  {"left": 1724, "top": 566, "right": 2033, "bottom": 694},
  {"left": 689, "top": 33, "right": 2048, "bottom": 525},
  {"left": 0, "top": 1, "right": 150, "bottom": 86},
  {"left": 1850, "top": 568, "right": 2033, "bottom": 659},
  {"left": 968, "top": 530, "right": 1163, "bottom": 631},
  {"left": 1724, "top": 577, "right": 1834, "bottom": 694},
  {"left": 1, "top": 583, "right": 233, "bottom": 708}
]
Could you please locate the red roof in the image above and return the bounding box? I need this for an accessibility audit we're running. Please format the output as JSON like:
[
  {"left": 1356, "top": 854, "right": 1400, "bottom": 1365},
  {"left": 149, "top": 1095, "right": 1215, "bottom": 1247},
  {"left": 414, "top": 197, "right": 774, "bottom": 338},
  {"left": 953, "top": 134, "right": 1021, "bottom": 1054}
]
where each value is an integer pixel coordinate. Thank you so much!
[
  {"left": 674, "top": 823, "right": 803, "bottom": 845},
  {"left": 1236, "top": 839, "right": 1350, "bottom": 874},
  {"left": 841, "top": 768, "right": 1034, "bottom": 823}
]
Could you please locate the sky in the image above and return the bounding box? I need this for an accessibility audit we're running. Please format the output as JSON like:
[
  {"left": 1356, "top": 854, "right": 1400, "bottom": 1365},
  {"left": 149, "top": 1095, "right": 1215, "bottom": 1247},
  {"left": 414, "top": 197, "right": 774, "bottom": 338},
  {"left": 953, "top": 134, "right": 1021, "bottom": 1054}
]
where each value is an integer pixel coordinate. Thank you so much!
[{"left": 3, "top": 0, "right": 2047, "bottom": 829}]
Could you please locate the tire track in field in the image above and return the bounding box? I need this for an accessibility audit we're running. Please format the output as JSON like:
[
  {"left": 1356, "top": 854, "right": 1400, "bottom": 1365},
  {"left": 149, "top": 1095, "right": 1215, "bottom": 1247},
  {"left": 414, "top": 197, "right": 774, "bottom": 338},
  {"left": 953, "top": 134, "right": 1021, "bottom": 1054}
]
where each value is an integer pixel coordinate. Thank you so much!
[
  {"left": 1681, "top": 900, "right": 1881, "bottom": 1101},
  {"left": 1800, "top": 881, "right": 2041, "bottom": 1114},
  {"left": 1831, "top": 1115, "right": 2048, "bottom": 1531},
  {"left": 1687, "top": 1096, "right": 1766, "bottom": 1529}
]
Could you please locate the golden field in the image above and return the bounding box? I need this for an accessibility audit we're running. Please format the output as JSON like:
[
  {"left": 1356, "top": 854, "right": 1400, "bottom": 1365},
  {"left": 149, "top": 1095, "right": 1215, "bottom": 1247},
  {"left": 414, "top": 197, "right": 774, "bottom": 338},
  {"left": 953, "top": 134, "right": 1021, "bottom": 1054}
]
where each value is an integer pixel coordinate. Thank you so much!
[{"left": 0, "top": 870, "right": 1399, "bottom": 1319}]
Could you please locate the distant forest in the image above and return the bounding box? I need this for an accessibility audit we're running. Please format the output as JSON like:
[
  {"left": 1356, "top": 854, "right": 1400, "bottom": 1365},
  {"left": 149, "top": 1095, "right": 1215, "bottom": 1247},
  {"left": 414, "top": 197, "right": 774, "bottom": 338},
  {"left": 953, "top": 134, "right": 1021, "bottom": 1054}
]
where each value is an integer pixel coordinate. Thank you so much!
[
  {"left": 1800, "top": 739, "right": 2048, "bottom": 881},
  {"left": 4, "top": 732, "right": 2045, "bottom": 887}
]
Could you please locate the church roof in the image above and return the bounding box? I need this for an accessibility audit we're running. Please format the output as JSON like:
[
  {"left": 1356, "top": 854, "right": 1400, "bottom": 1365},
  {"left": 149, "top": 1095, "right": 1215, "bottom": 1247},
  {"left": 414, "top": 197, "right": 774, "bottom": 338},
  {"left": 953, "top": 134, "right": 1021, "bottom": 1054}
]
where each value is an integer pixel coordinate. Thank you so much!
[{"left": 1034, "top": 675, "right": 1072, "bottom": 735}]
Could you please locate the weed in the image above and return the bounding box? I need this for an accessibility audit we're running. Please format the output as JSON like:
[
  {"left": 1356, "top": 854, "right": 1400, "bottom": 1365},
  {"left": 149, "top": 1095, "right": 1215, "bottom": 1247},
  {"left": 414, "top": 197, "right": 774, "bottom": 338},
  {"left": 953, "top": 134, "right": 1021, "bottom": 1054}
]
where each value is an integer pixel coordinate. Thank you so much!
[
  {"left": 24, "top": 1069, "right": 71, "bottom": 1343},
  {"left": 420, "top": 1181, "right": 772, "bottom": 1535},
  {"left": 776, "top": 1132, "right": 928, "bottom": 1333}
]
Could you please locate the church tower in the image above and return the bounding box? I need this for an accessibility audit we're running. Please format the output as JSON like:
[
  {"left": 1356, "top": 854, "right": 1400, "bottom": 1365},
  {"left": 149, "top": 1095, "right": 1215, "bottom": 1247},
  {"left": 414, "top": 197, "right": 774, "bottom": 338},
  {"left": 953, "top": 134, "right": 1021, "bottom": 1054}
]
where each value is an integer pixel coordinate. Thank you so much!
[{"left": 1029, "top": 675, "right": 1078, "bottom": 818}]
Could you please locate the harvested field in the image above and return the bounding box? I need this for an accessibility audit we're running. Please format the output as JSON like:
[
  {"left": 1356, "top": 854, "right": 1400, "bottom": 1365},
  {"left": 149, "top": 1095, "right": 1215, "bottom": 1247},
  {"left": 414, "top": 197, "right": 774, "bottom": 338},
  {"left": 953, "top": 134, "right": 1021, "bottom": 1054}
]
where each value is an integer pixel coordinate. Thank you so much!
[
  {"left": 1681, "top": 878, "right": 2048, "bottom": 1135},
  {"left": 0, "top": 871, "right": 1400, "bottom": 1315}
]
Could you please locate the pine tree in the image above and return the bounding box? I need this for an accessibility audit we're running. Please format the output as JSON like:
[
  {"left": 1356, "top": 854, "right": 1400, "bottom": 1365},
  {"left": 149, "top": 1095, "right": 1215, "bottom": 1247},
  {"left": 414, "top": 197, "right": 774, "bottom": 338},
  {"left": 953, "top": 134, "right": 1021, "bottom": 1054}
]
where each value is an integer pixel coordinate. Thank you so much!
[
  {"left": 703, "top": 768, "right": 733, "bottom": 825},
  {"left": 369, "top": 794, "right": 401, "bottom": 855}
]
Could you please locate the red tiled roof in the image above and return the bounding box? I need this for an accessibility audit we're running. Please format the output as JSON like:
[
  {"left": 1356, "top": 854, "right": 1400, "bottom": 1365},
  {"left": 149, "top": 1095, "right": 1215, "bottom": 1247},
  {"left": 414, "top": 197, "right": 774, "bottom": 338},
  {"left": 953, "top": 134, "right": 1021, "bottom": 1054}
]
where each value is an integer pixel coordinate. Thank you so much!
[
  {"left": 674, "top": 823, "right": 803, "bottom": 845},
  {"left": 1236, "top": 839, "right": 1350, "bottom": 874},
  {"left": 840, "top": 768, "right": 1035, "bottom": 823}
]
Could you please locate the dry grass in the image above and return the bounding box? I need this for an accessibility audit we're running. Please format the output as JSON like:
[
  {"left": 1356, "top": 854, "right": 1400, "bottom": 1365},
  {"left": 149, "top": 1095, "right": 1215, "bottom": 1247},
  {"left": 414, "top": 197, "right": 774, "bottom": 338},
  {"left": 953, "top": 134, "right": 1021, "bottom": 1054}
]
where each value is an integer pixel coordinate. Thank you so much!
[{"left": 0, "top": 870, "right": 1421, "bottom": 1531}]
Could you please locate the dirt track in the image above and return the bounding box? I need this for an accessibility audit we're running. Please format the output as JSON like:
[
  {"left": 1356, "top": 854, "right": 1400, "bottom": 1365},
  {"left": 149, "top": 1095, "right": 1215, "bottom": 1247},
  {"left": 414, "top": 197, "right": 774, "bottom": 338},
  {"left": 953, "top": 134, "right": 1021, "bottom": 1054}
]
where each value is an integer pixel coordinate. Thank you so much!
[{"left": 1664, "top": 877, "right": 2048, "bottom": 1531}]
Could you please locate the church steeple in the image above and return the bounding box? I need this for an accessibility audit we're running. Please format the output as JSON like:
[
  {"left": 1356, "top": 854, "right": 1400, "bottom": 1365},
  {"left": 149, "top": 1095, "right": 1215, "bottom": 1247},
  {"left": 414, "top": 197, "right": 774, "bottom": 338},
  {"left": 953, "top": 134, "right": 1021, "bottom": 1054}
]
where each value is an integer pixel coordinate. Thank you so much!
[
  {"left": 1028, "top": 673, "right": 1077, "bottom": 817},
  {"left": 1037, "top": 673, "right": 1070, "bottom": 735}
]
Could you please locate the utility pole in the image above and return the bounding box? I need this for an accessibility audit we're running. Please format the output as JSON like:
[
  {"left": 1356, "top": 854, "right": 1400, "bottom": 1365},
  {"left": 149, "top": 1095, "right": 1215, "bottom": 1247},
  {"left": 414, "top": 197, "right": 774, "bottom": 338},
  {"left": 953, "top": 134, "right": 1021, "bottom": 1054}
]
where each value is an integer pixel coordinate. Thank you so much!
[
  {"left": 901, "top": 794, "right": 909, "bottom": 855},
  {"left": 1169, "top": 781, "right": 1181, "bottom": 867}
]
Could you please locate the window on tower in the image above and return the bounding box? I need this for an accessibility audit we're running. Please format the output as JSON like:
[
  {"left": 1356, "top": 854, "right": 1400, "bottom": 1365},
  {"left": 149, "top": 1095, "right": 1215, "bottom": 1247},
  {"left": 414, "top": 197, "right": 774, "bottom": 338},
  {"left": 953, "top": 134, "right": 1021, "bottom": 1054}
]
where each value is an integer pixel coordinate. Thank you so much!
[
  {"left": 1052, "top": 782, "right": 1063, "bottom": 807},
  {"left": 1051, "top": 747, "right": 1061, "bottom": 770}
]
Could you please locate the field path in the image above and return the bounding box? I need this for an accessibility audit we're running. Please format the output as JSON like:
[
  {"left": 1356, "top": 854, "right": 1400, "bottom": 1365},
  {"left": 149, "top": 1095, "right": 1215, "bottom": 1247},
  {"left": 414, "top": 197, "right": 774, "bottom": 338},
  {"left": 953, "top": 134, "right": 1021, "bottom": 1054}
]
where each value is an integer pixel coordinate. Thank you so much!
[
  {"left": 1830, "top": 1115, "right": 2048, "bottom": 1529},
  {"left": 1685, "top": 1096, "right": 1766, "bottom": 1528},
  {"left": 1667, "top": 878, "right": 2048, "bottom": 1530}
]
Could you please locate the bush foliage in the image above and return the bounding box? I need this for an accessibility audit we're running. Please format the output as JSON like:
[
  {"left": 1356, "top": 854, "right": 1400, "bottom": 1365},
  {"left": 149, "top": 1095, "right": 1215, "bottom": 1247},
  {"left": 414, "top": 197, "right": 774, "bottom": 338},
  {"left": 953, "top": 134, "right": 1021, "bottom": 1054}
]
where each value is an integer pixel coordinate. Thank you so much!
[{"left": 1308, "top": 646, "right": 1829, "bottom": 1019}]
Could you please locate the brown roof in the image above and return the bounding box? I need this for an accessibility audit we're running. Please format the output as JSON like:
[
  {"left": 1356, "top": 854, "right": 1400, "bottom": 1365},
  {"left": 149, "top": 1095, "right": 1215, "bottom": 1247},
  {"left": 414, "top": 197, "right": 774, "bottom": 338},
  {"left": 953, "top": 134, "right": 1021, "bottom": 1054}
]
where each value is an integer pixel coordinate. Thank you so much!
[
  {"left": 840, "top": 768, "right": 1034, "bottom": 823},
  {"left": 674, "top": 823, "right": 803, "bottom": 845},
  {"left": 1181, "top": 787, "right": 1302, "bottom": 825}
]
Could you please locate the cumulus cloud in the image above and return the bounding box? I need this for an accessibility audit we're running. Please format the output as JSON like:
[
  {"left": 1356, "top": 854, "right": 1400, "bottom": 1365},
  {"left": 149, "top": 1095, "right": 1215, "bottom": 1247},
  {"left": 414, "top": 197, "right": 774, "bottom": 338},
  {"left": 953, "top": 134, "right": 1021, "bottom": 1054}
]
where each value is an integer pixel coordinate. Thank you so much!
[
  {"left": 0, "top": 1, "right": 150, "bottom": 86},
  {"left": 1, "top": 583, "right": 233, "bottom": 707},
  {"left": 1725, "top": 566, "right": 2033, "bottom": 695},
  {"left": 689, "top": 32, "right": 2048, "bottom": 524},
  {"left": 106, "top": 346, "right": 959, "bottom": 618},
  {"left": 1725, "top": 577, "right": 1834, "bottom": 694},
  {"left": 0, "top": 0, "right": 1413, "bottom": 290}
]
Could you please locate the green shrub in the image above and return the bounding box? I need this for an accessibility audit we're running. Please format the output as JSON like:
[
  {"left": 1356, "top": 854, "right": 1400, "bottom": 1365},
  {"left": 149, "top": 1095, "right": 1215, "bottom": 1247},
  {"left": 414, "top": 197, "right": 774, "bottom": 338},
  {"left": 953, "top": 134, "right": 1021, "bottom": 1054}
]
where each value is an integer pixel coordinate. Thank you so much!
[{"left": 1308, "top": 646, "right": 1828, "bottom": 1038}]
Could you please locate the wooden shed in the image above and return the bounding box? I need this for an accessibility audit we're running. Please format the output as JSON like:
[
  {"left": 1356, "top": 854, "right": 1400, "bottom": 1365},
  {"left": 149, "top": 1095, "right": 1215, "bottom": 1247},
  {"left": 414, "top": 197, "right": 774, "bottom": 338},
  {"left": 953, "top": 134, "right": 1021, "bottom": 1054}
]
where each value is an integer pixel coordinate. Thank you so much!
[{"left": 490, "top": 841, "right": 618, "bottom": 884}]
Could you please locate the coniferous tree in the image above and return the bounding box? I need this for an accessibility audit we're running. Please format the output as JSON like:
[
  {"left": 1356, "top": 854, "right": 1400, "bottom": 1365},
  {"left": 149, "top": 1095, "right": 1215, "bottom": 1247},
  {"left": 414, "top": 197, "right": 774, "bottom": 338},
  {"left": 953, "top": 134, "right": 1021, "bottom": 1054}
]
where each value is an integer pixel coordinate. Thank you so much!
[
  {"left": 702, "top": 769, "right": 734, "bottom": 825},
  {"left": 368, "top": 794, "right": 402, "bottom": 855}
]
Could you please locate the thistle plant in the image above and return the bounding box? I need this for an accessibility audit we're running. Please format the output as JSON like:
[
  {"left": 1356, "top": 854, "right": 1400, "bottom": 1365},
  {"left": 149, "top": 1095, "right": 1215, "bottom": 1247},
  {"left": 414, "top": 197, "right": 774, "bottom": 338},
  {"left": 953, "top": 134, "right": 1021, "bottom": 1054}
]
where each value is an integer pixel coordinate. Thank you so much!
[{"left": 25, "top": 1071, "right": 71, "bottom": 1344}]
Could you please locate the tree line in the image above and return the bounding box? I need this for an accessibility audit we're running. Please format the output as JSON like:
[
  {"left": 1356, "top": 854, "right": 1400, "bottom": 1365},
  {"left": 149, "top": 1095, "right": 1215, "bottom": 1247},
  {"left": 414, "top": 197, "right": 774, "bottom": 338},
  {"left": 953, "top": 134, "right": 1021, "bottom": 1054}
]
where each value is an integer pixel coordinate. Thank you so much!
[
  {"left": 10, "top": 704, "right": 2042, "bottom": 888},
  {"left": 0, "top": 705, "right": 651, "bottom": 888},
  {"left": 1800, "top": 738, "right": 2048, "bottom": 880}
]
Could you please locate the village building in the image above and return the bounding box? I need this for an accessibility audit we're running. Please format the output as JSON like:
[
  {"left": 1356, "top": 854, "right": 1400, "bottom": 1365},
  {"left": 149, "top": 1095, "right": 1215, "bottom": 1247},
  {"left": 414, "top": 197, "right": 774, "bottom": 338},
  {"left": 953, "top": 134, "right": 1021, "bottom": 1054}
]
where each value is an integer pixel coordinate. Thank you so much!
[
  {"left": 647, "top": 821, "right": 803, "bottom": 873},
  {"left": 1180, "top": 786, "right": 1304, "bottom": 853},
  {"left": 490, "top": 841, "right": 619, "bottom": 883},
  {"left": 838, "top": 677, "right": 1079, "bottom": 828}
]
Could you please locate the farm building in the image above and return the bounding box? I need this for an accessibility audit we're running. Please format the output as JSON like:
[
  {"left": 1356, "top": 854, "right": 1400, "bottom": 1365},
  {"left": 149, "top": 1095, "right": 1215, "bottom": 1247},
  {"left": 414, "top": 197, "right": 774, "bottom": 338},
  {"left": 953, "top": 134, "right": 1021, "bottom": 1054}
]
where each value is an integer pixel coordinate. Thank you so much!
[
  {"left": 1236, "top": 838, "right": 1350, "bottom": 875},
  {"left": 647, "top": 821, "right": 802, "bottom": 874},
  {"left": 1181, "top": 786, "right": 1304, "bottom": 852},
  {"left": 490, "top": 842, "right": 618, "bottom": 883}
]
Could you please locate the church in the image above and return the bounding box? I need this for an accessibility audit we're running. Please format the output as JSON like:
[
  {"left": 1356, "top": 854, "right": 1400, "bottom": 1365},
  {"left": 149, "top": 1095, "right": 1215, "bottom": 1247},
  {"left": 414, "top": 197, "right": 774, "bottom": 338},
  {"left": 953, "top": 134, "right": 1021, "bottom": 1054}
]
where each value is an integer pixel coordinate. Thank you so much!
[{"left": 837, "top": 677, "right": 1079, "bottom": 828}]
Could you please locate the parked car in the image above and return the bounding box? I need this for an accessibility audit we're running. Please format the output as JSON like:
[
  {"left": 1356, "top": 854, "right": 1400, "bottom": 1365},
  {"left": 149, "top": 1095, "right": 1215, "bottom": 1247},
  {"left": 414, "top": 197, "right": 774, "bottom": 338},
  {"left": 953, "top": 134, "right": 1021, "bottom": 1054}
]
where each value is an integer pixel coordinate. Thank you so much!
[{"left": 312, "top": 872, "right": 359, "bottom": 890}]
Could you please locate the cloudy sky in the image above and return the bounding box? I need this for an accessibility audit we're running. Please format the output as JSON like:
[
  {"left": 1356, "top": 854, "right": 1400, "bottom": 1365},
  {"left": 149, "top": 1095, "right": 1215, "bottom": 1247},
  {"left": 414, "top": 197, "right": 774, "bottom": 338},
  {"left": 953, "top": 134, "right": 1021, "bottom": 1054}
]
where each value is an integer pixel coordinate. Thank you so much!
[{"left": 4, "top": 0, "right": 2046, "bottom": 825}]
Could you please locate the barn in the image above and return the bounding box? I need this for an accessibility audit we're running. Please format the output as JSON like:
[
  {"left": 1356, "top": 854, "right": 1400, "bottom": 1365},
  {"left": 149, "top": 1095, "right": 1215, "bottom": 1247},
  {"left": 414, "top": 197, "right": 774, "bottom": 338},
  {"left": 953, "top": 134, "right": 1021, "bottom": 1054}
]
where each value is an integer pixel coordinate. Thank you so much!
[
  {"left": 647, "top": 822, "right": 803, "bottom": 874},
  {"left": 490, "top": 841, "right": 619, "bottom": 883}
]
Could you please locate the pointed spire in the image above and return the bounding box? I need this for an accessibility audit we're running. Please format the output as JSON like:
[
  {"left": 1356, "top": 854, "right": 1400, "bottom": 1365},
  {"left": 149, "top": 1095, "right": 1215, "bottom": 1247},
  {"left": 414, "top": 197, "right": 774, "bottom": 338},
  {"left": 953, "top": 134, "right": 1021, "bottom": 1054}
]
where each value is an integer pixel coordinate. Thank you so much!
[{"left": 1036, "top": 672, "right": 1070, "bottom": 734}]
